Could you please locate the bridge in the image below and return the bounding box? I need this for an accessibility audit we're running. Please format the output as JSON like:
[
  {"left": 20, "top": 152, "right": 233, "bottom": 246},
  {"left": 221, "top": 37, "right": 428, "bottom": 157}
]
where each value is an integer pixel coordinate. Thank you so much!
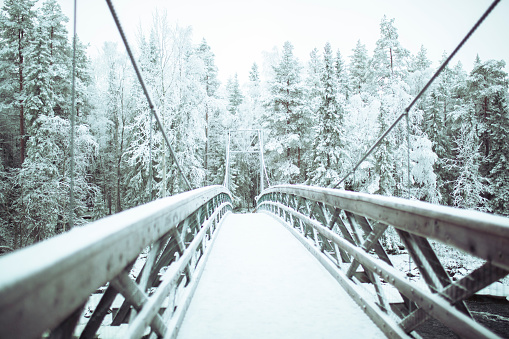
[{"left": 1, "top": 0, "right": 509, "bottom": 338}]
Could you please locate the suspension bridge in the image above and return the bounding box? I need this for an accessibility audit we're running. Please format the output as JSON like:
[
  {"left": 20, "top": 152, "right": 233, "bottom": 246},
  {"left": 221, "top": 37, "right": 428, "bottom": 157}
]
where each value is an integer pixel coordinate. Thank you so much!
[{"left": 1, "top": 0, "right": 509, "bottom": 338}]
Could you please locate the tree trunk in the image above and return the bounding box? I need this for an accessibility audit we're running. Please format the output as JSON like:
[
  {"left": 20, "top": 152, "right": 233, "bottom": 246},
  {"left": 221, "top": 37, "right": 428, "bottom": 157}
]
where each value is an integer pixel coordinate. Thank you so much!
[
  {"left": 389, "top": 47, "right": 393, "bottom": 76},
  {"left": 18, "top": 29, "right": 25, "bottom": 164}
]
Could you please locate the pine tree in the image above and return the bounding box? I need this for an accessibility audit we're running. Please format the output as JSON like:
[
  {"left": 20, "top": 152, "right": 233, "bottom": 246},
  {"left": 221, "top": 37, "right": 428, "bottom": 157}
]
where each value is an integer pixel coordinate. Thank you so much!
[
  {"left": 370, "top": 16, "right": 411, "bottom": 196},
  {"left": 370, "top": 16, "right": 409, "bottom": 89}
]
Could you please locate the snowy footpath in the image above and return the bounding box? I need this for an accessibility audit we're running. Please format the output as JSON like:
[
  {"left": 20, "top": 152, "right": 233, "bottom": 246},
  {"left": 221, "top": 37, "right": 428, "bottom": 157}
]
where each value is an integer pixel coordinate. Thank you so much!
[{"left": 177, "top": 213, "right": 384, "bottom": 338}]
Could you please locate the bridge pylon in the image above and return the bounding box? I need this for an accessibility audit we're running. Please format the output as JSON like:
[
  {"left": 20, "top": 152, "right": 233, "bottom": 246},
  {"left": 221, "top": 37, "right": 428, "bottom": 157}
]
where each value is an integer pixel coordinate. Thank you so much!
[{"left": 224, "top": 129, "right": 269, "bottom": 195}]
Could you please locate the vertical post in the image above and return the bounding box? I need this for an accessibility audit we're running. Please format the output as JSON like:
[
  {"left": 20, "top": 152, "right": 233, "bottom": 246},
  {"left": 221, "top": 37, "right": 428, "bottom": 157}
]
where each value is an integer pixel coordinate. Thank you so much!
[{"left": 259, "top": 129, "right": 264, "bottom": 193}]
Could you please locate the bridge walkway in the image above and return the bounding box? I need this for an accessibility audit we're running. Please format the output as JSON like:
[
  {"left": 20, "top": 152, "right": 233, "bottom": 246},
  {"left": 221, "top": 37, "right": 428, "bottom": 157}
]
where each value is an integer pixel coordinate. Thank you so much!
[{"left": 177, "top": 213, "right": 384, "bottom": 338}]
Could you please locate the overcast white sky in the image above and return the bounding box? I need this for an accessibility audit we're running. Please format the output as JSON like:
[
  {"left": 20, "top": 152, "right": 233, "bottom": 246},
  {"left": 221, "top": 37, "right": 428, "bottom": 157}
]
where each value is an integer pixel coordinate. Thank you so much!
[{"left": 40, "top": 0, "right": 509, "bottom": 83}]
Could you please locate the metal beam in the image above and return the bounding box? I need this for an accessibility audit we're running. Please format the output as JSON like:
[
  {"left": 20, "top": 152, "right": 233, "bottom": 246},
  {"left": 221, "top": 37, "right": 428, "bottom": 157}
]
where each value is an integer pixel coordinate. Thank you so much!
[
  {"left": 261, "top": 185, "right": 509, "bottom": 270},
  {"left": 260, "top": 200, "right": 501, "bottom": 338},
  {"left": 0, "top": 186, "right": 231, "bottom": 339}
]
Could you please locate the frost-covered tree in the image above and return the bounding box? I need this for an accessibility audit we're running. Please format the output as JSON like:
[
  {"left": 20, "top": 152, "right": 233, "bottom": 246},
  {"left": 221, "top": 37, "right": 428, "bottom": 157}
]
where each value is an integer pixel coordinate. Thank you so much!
[
  {"left": 14, "top": 115, "right": 99, "bottom": 247},
  {"left": 343, "top": 94, "right": 379, "bottom": 192},
  {"left": 305, "top": 48, "right": 322, "bottom": 116},
  {"left": 0, "top": 155, "right": 13, "bottom": 251},
  {"left": 447, "top": 126, "right": 489, "bottom": 211},
  {"left": 370, "top": 16, "right": 410, "bottom": 196},
  {"left": 370, "top": 16, "right": 409, "bottom": 88},
  {"left": 310, "top": 42, "right": 346, "bottom": 186},
  {"left": 410, "top": 134, "right": 440, "bottom": 203},
  {"left": 264, "top": 41, "right": 309, "bottom": 183},
  {"left": 120, "top": 33, "right": 159, "bottom": 206},
  {"left": 335, "top": 49, "right": 349, "bottom": 99},
  {"left": 373, "top": 101, "right": 396, "bottom": 196},
  {"left": 0, "top": 0, "right": 36, "bottom": 164},
  {"left": 484, "top": 91, "right": 509, "bottom": 215},
  {"left": 407, "top": 45, "right": 432, "bottom": 97},
  {"left": 38, "top": 0, "right": 74, "bottom": 117},
  {"left": 196, "top": 38, "right": 219, "bottom": 183},
  {"left": 349, "top": 40, "right": 370, "bottom": 95},
  {"left": 468, "top": 59, "right": 509, "bottom": 215},
  {"left": 226, "top": 73, "right": 243, "bottom": 115},
  {"left": 24, "top": 23, "right": 54, "bottom": 128},
  {"left": 197, "top": 38, "right": 219, "bottom": 98},
  {"left": 246, "top": 62, "right": 262, "bottom": 111},
  {"left": 89, "top": 42, "right": 132, "bottom": 215}
]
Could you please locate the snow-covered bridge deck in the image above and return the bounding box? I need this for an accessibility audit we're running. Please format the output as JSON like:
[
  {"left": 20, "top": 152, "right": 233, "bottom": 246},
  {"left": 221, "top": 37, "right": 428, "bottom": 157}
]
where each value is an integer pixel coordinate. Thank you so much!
[{"left": 178, "top": 213, "right": 383, "bottom": 338}]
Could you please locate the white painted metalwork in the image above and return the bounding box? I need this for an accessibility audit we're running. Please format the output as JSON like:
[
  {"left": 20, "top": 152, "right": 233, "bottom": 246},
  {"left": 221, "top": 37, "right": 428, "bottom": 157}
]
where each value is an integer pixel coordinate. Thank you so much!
[
  {"left": 257, "top": 184, "right": 509, "bottom": 339},
  {"left": 0, "top": 186, "right": 232, "bottom": 339}
]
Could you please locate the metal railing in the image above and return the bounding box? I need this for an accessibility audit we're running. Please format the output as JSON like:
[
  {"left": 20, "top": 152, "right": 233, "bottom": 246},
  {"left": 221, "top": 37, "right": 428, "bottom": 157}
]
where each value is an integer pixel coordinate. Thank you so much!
[
  {"left": 0, "top": 185, "right": 232, "bottom": 339},
  {"left": 257, "top": 185, "right": 509, "bottom": 338}
]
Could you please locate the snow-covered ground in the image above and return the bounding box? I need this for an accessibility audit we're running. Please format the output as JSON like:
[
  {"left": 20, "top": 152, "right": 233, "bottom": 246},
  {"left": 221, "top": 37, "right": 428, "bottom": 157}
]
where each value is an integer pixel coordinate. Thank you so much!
[{"left": 177, "top": 213, "right": 384, "bottom": 338}]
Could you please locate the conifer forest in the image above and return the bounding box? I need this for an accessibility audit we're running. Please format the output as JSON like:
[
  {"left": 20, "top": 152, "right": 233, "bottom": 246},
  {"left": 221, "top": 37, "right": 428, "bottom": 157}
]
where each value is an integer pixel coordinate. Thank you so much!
[{"left": 0, "top": 0, "right": 508, "bottom": 251}]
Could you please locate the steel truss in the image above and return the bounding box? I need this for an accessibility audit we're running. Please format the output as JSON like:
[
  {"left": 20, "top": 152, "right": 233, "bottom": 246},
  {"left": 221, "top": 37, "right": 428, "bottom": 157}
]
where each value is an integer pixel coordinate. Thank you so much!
[
  {"left": 0, "top": 186, "right": 232, "bottom": 339},
  {"left": 257, "top": 185, "right": 509, "bottom": 339}
]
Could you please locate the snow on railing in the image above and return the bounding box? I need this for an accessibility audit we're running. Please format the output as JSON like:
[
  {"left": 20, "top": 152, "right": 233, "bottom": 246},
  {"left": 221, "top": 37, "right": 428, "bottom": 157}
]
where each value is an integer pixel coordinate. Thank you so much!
[
  {"left": 0, "top": 185, "right": 232, "bottom": 339},
  {"left": 257, "top": 184, "right": 509, "bottom": 339}
]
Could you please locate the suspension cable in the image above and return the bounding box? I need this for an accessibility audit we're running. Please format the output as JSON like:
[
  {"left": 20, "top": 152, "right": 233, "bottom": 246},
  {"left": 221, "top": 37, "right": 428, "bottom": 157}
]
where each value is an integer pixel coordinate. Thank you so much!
[
  {"left": 68, "top": 0, "right": 77, "bottom": 230},
  {"left": 105, "top": 0, "right": 192, "bottom": 191},
  {"left": 332, "top": 0, "right": 500, "bottom": 189}
]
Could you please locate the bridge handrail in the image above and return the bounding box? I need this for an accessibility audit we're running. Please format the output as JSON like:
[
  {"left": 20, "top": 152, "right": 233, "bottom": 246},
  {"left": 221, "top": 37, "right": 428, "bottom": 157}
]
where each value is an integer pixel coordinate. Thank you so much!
[
  {"left": 257, "top": 185, "right": 509, "bottom": 338},
  {"left": 0, "top": 185, "right": 232, "bottom": 338},
  {"left": 260, "top": 184, "right": 509, "bottom": 269}
]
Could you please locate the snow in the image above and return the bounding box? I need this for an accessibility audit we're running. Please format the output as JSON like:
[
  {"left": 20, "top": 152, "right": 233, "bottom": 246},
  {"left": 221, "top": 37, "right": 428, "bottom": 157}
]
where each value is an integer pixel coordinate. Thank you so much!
[{"left": 177, "top": 213, "right": 384, "bottom": 338}]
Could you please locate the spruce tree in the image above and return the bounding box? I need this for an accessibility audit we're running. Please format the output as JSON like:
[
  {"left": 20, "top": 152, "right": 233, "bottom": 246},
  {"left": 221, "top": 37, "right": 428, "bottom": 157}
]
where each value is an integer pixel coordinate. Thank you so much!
[
  {"left": 39, "top": 0, "right": 71, "bottom": 117},
  {"left": 196, "top": 38, "right": 219, "bottom": 183},
  {"left": 226, "top": 73, "right": 243, "bottom": 115},
  {"left": 305, "top": 48, "right": 322, "bottom": 116},
  {"left": 349, "top": 40, "right": 369, "bottom": 95},
  {"left": 468, "top": 59, "right": 509, "bottom": 215},
  {"left": 264, "top": 41, "right": 308, "bottom": 183},
  {"left": 0, "top": 0, "right": 36, "bottom": 165},
  {"left": 247, "top": 62, "right": 261, "bottom": 108},
  {"left": 448, "top": 126, "right": 489, "bottom": 211},
  {"left": 335, "top": 49, "right": 349, "bottom": 99},
  {"left": 311, "top": 42, "right": 346, "bottom": 186}
]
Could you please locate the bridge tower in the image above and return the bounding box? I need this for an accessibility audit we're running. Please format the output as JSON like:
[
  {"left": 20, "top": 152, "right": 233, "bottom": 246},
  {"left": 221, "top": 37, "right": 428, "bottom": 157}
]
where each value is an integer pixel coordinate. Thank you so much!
[{"left": 224, "top": 129, "right": 268, "bottom": 194}]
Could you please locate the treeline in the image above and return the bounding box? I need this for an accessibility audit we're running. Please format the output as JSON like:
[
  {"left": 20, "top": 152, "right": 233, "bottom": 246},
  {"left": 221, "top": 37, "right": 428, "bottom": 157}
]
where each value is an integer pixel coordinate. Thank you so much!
[
  {"left": 0, "top": 1, "right": 507, "bottom": 251},
  {"left": 259, "top": 16, "right": 509, "bottom": 218}
]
